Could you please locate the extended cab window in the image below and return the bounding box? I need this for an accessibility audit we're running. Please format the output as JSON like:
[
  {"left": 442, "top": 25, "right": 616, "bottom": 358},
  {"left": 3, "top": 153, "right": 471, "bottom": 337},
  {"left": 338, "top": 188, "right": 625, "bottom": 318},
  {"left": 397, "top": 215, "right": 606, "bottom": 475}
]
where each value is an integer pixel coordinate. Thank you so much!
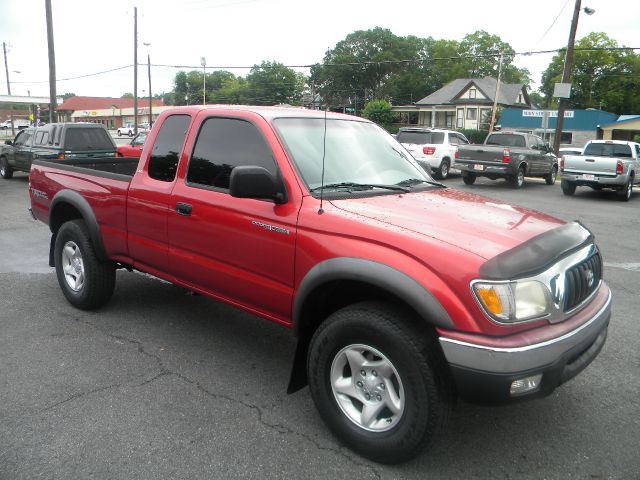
[
  {"left": 35, "top": 130, "right": 50, "bottom": 145},
  {"left": 186, "top": 117, "right": 276, "bottom": 190},
  {"left": 148, "top": 115, "right": 191, "bottom": 182}
]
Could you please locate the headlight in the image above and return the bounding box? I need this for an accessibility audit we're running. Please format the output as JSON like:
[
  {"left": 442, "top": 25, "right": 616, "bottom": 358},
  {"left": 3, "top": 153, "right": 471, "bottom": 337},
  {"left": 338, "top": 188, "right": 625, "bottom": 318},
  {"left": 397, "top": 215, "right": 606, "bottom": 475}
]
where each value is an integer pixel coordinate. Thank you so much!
[{"left": 472, "top": 280, "right": 550, "bottom": 323}]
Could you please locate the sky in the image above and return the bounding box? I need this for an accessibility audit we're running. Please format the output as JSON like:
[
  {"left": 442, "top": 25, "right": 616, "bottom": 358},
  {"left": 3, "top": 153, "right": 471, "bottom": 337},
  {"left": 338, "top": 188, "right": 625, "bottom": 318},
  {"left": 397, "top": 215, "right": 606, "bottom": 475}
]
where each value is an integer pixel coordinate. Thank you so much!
[{"left": 0, "top": 0, "right": 638, "bottom": 100}]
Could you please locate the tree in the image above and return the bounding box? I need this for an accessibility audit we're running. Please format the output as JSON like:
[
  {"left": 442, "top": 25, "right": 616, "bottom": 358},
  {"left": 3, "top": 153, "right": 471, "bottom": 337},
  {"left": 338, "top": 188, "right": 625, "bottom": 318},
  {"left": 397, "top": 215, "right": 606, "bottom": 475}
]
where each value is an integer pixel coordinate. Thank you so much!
[
  {"left": 539, "top": 32, "right": 640, "bottom": 114},
  {"left": 243, "top": 61, "right": 304, "bottom": 105},
  {"left": 61, "top": 93, "right": 76, "bottom": 100},
  {"left": 120, "top": 93, "right": 134, "bottom": 98},
  {"left": 362, "top": 99, "right": 394, "bottom": 129}
]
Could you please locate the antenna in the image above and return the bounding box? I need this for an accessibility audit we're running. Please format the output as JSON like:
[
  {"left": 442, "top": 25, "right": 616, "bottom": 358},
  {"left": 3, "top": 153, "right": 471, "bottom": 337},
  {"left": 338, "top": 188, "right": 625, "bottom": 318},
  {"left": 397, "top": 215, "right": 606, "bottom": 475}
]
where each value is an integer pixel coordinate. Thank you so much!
[{"left": 318, "top": 106, "right": 328, "bottom": 215}]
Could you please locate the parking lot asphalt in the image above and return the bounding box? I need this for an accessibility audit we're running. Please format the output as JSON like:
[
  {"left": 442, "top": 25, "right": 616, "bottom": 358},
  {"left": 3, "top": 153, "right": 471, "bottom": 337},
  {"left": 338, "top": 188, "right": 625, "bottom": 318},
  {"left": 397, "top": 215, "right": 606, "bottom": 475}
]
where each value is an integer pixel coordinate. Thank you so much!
[{"left": 1, "top": 172, "right": 639, "bottom": 479}]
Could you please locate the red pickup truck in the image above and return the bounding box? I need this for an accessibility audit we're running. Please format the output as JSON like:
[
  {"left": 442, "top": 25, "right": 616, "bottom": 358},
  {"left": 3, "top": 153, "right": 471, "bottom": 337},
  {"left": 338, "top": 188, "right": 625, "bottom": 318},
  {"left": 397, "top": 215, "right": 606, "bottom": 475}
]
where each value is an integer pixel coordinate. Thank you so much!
[{"left": 29, "top": 106, "right": 611, "bottom": 464}]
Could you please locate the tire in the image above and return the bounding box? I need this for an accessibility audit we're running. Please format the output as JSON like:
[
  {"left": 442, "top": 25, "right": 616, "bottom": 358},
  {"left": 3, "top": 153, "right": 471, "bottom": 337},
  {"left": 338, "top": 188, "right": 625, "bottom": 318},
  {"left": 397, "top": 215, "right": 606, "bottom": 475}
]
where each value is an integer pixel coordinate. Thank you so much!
[
  {"left": 509, "top": 166, "right": 525, "bottom": 188},
  {"left": 544, "top": 165, "right": 558, "bottom": 185},
  {"left": 128, "top": 130, "right": 133, "bottom": 137},
  {"left": 561, "top": 179, "right": 577, "bottom": 196},
  {"left": 54, "top": 220, "right": 116, "bottom": 310},
  {"left": 307, "top": 301, "right": 452, "bottom": 464},
  {"left": 462, "top": 173, "right": 476, "bottom": 185},
  {"left": 0, "top": 156, "right": 14, "bottom": 179},
  {"left": 617, "top": 178, "right": 633, "bottom": 202},
  {"left": 433, "top": 159, "right": 450, "bottom": 180},
  {"left": 117, "top": 130, "right": 122, "bottom": 136}
]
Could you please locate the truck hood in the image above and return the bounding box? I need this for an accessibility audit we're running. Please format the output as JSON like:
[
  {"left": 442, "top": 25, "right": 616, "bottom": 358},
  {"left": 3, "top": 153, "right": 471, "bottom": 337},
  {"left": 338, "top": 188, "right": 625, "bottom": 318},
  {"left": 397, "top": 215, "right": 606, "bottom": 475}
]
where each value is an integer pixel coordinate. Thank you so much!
[{"left": 330, "top": 188, "right": 565, "bottom": 260}]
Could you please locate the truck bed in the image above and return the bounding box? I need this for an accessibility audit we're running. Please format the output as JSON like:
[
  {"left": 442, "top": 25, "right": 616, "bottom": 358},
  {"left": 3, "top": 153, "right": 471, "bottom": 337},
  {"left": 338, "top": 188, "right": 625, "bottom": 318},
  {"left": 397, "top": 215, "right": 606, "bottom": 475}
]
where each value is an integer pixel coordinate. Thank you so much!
[{"left": 33, "top": 157, "right": 139, "bottom": 180}]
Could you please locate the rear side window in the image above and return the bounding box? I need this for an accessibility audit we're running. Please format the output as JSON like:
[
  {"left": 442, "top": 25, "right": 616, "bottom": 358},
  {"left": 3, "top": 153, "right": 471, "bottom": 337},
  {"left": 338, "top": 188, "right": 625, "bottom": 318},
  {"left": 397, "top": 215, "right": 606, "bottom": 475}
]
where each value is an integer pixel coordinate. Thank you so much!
[
  {"left": 186, "top": 117, "right": 276, "bottom": 190},
  {"left": 396, "top": 131, "right": 444, "bottom": 145},
  {"left": 35, "top": 131, "right": 50, "bottom": 145},
  {"left": 64, "top": 128, "right": 115, "bottom": 150},
  {"left": 584, "top": 142, "right": 632, "bottom": 158},
  {"left": 148, "top": 115, "right": 191, "bottom": 182},
  {"left": 486, "top": 134, "right": 526, "bottom": 148}
]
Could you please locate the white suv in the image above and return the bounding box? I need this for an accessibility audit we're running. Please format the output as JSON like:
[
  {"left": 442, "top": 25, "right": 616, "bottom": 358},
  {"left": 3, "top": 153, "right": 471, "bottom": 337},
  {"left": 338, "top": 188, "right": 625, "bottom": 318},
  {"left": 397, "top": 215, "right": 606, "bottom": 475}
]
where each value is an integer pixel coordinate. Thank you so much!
[{"left": 396, "top": 128, "right": 470, "bottom": 179}]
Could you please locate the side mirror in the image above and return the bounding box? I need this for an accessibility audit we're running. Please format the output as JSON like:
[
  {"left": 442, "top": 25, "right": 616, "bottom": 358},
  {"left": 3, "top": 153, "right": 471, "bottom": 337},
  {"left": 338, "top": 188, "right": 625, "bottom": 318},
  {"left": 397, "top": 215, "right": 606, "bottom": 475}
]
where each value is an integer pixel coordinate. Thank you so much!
[
  {"left": 229, "top": 165, "right": 287, "bottom": 204},
  {"left": 4, "top": 140, "right": 12, "bottom": 146}
]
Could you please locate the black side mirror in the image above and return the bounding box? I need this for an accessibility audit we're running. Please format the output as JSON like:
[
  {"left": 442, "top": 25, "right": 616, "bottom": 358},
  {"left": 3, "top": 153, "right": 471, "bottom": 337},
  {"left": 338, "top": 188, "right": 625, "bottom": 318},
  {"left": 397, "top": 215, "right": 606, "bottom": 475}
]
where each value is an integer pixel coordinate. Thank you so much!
[
  {"left": 229, "top": 165, "right": 287, "bottom": 204},
  {"left": 4, "top": 140, "right": 12, "bottom": 146}
]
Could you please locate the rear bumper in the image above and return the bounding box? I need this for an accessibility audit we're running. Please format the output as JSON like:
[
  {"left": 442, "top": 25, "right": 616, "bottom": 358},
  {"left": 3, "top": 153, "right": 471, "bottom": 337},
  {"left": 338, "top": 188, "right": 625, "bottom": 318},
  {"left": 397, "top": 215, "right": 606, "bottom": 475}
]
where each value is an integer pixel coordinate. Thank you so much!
[
  {"left": 456, "top": 161, "right": 511, "bottom": 176},
  {"left": 438, "top": 285, "right": 611, "bottom": 404},
  {"left": 561, "top": 172, "right": 628, "bottom": 187}
]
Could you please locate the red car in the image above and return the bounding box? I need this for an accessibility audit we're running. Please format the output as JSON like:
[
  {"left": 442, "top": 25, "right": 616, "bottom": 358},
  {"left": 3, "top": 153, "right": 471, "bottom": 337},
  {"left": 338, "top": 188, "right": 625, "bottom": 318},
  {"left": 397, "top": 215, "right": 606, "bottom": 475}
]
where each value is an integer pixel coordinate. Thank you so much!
[
  {"left": 29, "top": 106, "right": 611, "bottom": 463},
  {"left": 116, "top": 132, "right": 147, "bottom": 157}
]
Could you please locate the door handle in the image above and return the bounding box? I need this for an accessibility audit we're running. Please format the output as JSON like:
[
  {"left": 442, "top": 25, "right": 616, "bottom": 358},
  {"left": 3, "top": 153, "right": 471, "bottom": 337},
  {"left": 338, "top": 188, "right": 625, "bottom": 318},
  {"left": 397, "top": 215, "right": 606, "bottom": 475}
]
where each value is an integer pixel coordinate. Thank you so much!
[{"left": 176, "top": 202, "right": 192, "bottom": 216}]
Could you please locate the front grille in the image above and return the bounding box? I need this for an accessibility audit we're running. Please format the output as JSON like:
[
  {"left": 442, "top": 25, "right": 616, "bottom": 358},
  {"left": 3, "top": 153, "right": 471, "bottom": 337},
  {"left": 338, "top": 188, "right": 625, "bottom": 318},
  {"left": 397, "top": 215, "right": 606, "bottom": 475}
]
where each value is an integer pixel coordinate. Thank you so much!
[{"left": 564, "top": 252, "right": 602, "bottom": 311}]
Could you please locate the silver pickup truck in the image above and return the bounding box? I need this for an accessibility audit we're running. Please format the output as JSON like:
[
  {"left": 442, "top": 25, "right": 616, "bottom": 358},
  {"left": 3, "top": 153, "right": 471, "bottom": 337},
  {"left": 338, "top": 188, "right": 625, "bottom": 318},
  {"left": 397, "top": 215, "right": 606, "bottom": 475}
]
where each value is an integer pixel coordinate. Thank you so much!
[{"left": 560, "top": 140, "right": 640, "bottom": 201}]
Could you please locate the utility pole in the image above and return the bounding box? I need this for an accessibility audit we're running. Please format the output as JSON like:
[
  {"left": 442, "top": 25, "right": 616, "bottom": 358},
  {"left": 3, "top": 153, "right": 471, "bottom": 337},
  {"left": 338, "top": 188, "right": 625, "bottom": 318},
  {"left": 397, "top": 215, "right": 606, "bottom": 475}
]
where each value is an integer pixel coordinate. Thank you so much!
[
  {"left": 488, "top": 52, "right": 504, "bottom": 134},
  {"left": 133, "top": 7, "right": 138, "bottom": 135},
  {"left": 200, "top": 57, "right": 206, "bottom": 106},
  {"left": 147, "top": 53, "right": 152, "bottom": 126},
  {"left": 553, "top": 0, "right": 582, "bottom": 154},
  {"left": 45, "top": 0, "right": 57, "bottom": 123},
  {"left": 3, "top": 42, "right": 15, "bottom": 136}
]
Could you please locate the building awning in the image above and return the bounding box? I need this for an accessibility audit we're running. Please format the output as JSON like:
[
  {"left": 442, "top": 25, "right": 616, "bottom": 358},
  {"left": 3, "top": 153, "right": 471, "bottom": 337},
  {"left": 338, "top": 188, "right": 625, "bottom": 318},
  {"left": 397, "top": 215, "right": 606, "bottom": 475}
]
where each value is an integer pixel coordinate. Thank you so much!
[{"left": 0, "top": 95, "right": 62, "bottom": 105}]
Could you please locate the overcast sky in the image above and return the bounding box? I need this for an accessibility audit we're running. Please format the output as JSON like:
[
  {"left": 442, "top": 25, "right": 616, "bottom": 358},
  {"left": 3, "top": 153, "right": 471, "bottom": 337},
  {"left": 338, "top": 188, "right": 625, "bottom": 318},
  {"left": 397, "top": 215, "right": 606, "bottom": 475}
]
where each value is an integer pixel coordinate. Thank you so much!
[{"left": 1, "top": 0, "right": 638, "bottom": 100}]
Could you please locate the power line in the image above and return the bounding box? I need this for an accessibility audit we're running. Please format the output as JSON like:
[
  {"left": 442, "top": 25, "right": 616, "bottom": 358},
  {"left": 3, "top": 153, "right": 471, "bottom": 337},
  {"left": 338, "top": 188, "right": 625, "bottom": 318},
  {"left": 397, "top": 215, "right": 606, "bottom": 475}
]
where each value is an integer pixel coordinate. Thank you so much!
[{"left": 534, "top": 0, "right": 571, "bottom": 47}]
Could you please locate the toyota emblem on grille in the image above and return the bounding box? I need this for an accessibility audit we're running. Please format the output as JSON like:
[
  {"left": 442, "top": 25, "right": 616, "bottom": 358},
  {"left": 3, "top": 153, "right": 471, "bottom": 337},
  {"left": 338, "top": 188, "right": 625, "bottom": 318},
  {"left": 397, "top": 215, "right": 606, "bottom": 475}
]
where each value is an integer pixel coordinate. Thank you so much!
[{"left": 585, "top": 269, "right": 595, "bottom": 288}]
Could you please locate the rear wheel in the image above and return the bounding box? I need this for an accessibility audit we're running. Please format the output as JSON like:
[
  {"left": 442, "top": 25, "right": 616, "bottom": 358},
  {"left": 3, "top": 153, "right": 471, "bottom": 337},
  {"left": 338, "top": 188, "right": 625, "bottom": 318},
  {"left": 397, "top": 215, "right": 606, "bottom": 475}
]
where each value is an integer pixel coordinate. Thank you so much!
[
  {"left": 54, "top": 220, "right": 116, "bottom": 310},
  {"left": 561, "top": 179, "right": 577, "bottom": 196},
  {"left": 509, "top": 166, "right": 525, "bottom": 188},
  {"left": 433, "top": 159, "right": 450, "bottom": 180},
  {"left": 544, "top": 165, "right": 558, "bottom": 185},
  {"left": 0, "top": 156, "right": 13, "bottom": 179},
  {"left": 617, "top": 178, "right": 633, "bottom": 202},
  {"left": 462, "top": 173, "right": 476, "bottom": 185},
  {"left": 307, "top": 302, "right": 452, "bottom": 464}
]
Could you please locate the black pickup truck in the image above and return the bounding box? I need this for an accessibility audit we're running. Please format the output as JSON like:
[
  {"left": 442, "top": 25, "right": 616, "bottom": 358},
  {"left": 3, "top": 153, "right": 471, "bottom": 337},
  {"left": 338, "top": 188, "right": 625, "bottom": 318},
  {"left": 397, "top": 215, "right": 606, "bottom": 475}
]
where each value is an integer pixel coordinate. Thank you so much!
[
  {"left": 0, "top": 122, "right": 117, "bottom": 179},
  {"left": 456, "top": 132, "right": 558, "bottom": 188}
]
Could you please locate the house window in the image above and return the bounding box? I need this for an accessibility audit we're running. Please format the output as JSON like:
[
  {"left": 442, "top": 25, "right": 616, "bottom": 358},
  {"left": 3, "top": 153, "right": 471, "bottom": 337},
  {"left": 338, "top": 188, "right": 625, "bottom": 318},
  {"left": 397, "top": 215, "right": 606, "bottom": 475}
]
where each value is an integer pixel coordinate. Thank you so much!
[
  {"left": 468, "top": 88, "right": 477, "bottom": 99},
  {"left": 456, "top": 109, "right": 464, "bottom": 128},
  {"left": 466, "top": 108, "right": 477, "bottom": 121},
  {"left": 560, "top": 132, "right": 573, "bottom": 144},
  {"left": 445, "top": 112, "right": 455, "bottom": 128},
  {"left": 480, "top": 109, "right": 492, "bottom": 129}
]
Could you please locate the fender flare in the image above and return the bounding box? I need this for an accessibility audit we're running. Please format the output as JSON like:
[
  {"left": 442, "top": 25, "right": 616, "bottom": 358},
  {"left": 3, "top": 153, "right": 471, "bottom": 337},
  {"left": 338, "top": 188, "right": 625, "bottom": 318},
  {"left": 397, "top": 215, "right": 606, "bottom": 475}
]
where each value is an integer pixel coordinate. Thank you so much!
[
  {"left": 292, "top": 257, "right": 453, "bottom": 334},
  {"left": 49, "top": 189, "right": 108, "bottom": 264}
]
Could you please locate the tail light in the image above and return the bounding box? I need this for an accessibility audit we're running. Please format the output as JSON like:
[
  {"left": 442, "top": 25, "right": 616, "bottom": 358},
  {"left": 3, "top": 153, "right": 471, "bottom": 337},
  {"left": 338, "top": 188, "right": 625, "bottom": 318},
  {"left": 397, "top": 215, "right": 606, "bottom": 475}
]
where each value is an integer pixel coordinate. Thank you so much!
[
  {"left": 57, "top": 153, "right": 65, "bottom": 159},
  {"left": 502, "top": 148, "right": 510, "bottom": 164},
  {"left": 616, "top": 160, "right": 623, "bottom": 174},
  {"left": 454, "top": 146, "right": 459, "bottom": 159},
  {"left": 560, "top": 156, "right": 565, "bottom": 171},
  {"left": 423, "top": 146, "right": 436, "bottom": 155}
]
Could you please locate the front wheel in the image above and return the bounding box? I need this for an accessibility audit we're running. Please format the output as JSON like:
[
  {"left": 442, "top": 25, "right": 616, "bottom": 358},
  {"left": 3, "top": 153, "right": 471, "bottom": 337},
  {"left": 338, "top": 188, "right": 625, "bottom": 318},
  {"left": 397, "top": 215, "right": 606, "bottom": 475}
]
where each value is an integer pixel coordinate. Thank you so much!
[
  {"left": 0, "top": 156, "right": 14, "bottom": 179},
  {"left": 54, "top": 220, "right": 116, "bottom": 310},
  {"left": 307, "top": 302, "right": 451, "bottom": 464},
  {"left": 561, "top": 179, "right": 577, "bottom": 196}
]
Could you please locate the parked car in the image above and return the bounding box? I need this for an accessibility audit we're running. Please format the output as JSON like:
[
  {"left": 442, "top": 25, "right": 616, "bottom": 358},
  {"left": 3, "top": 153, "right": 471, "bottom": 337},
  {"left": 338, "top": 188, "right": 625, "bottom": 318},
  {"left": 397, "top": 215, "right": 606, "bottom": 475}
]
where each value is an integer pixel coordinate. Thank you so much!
[
  {"left": 0, "top": 123, "right": 117, "bottom": 179},
  {"left": 116, "top": 132, "right": 147, "bottom": 157},
  {"left": 117, "top": 124, "right": 136, "bottom": 137},
  {"left": 0, "top": 119, "right": 31, "bottom": 130},
  {"left": 396, "top": 127, "right": 469, "bottom": 179},
  {"left": 456, "top": 131, "right": 558, "bottom": 188},
  {"left": 560, "top": 139, "right": 640, "bottom": 201},
  {"left": 29, "top": 106, "right": 611, "bottom": 464}
]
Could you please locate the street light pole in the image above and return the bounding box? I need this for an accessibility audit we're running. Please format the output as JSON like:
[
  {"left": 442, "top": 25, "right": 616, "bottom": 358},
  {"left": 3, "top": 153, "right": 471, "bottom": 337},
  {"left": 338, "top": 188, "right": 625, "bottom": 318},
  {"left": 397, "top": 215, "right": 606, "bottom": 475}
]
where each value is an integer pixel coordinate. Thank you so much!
[
  {"left": 143, "top": 43, "right": 152, "bottom": 126},
  {"left": 553, "top": 0, "right": 583, "bottom": 154},
  {"left": 45, "top": 0, "right": 57, "bottom": 123},
  {"left": 3, "top": 42, "right": 15, "bottom": 137},
  {"left": 133, "top": 7, "right": 138, "bottom": 136},
  {"left": 200, "top": 57, "right": 206, "bottom": 106}
]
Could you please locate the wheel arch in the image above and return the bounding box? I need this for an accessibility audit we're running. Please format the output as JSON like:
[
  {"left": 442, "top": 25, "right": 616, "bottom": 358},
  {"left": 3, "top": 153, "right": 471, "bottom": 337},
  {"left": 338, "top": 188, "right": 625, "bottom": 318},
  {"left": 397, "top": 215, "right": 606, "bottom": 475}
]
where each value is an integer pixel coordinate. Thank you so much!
[
  {"left": 287, "top": 257, "right": 453, "bottom": 393},
  {"left": 48, "top": 190, "right": 107, "bottom": 266}
]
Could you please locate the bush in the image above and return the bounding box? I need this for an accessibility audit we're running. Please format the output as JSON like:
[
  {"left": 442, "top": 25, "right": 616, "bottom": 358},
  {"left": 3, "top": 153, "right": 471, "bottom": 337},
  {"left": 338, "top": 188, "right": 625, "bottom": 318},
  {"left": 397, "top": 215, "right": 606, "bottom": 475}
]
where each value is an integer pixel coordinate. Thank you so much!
[
  {"left": 361, "top": 99, "right": 394, "bottom": 129},
  {"left": 459, "top": 128, "right": 489, "bottom": 144}
]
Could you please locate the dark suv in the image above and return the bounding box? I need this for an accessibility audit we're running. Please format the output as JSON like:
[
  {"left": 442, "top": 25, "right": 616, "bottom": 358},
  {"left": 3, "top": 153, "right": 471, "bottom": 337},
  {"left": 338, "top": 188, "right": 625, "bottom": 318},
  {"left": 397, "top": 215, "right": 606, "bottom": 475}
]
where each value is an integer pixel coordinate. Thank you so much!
[{"left": 0, "top": 123, "right": 117, "bottom": 179}]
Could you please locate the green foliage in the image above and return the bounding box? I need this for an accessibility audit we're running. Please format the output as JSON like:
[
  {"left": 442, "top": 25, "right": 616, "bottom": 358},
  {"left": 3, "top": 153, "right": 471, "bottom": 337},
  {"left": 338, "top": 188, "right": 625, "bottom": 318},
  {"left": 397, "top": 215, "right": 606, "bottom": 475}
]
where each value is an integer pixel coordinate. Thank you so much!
[
  {"left": 120, "top": 93, "right": 134, "bottom": 98},
  {"left": 61, "top": 93, "right": 76, "bottom": 100},
  {"left": 539, "top": 32, "right": 640, "bottom": 114},
  {"left": 243, "top": 61, "right": 304, "bottom": 105},
  {"left": 459, "top": 128, "right": 489, "bottom": 144},
  {"left": 362, "top": 99, "right": 394, "bottom": 128}
]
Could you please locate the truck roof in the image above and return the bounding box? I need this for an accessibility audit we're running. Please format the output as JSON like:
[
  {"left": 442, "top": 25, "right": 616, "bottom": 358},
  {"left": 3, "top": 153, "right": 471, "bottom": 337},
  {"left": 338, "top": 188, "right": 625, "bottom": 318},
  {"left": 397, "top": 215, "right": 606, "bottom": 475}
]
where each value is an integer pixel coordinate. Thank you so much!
[{"left": 159, "top": 105, "right": 370, "bottom": 122}]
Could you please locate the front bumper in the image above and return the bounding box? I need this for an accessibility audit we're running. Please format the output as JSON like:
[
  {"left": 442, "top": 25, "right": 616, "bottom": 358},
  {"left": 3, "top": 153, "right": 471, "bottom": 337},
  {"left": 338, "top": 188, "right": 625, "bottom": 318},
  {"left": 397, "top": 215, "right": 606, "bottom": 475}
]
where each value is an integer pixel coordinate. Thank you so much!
[
  {"left": 561, "top": 172, "right": 628, "bottom": 187},
  {"left": 438, "top": 283, "right": 611, "bottom": 404}
]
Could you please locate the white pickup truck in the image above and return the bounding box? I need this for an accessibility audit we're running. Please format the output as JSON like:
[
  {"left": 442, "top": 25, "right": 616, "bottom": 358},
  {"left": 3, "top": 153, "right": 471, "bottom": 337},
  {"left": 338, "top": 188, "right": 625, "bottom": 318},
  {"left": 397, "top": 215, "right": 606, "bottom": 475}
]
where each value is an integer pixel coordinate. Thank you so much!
[{"left": 560, "top": 140, "right": 640, "bottom": 201}]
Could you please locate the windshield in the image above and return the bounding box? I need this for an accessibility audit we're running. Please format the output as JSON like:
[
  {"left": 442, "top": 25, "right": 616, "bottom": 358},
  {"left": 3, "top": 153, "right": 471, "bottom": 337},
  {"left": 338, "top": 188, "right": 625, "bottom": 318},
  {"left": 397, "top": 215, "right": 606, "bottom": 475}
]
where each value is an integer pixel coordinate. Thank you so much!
[
  {"left": 486, "top": 134, "right": 526, "bottom": 148},
  {"left": 273, "top": 118, "right": 431, "bottom": 191},
  {"left": 583, "top": 142, "right": 632, "bottom": 158},
  {"left": 396, "top": 131, "right": 444, "bottom": 145}
]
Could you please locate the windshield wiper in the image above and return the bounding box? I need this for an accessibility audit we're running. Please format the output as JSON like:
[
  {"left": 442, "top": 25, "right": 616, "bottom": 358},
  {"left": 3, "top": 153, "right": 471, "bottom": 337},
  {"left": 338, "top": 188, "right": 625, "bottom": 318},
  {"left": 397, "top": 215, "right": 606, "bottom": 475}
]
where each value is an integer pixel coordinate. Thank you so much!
[
  {"left": 397, "top": 178, "right": 446, "bottom": 188},
  {"left": 310, "top": 182, "right": 410, "bottom": 193}
]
